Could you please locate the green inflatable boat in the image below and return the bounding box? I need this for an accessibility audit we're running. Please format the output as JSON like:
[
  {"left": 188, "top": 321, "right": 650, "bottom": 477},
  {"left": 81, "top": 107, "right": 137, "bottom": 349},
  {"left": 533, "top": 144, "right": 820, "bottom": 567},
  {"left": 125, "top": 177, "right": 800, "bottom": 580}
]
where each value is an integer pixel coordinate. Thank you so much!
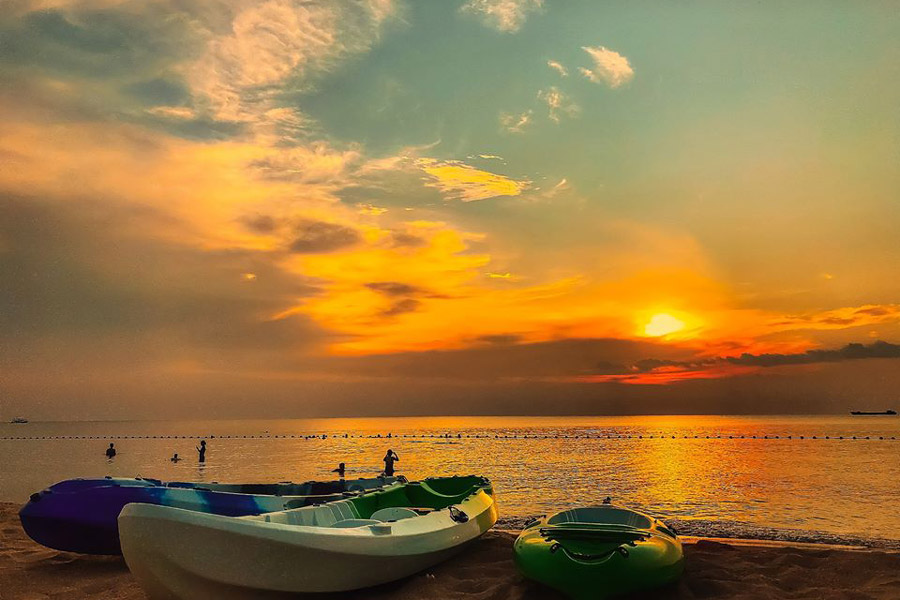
[{"left": 514, "top": 504, "right": 683, "bottom": 599}]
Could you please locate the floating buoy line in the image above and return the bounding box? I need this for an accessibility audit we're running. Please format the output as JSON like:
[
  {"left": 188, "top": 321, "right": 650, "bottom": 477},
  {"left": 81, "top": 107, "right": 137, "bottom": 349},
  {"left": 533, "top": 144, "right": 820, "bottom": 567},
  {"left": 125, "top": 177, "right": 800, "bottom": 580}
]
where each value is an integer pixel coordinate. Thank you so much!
[{"left": 0, "top": 433, "right": 896, "bottom": 441}]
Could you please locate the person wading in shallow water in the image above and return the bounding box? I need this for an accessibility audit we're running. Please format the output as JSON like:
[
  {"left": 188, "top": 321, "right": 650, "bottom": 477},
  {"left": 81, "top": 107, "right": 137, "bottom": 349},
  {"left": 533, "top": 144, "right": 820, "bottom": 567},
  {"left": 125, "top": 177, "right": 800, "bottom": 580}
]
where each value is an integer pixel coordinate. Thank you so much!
[
  {"left": 196, "top": 440, "right": 207, "bottom": 463},
  {"left": 105, "top": 443, "right": 116, "bottom": 458},
  {"left": 332, "top": 462, "right": 346, "bottom": 478},
  {"left": 382, "top": 449, "right": 399, "bottom": 477}
]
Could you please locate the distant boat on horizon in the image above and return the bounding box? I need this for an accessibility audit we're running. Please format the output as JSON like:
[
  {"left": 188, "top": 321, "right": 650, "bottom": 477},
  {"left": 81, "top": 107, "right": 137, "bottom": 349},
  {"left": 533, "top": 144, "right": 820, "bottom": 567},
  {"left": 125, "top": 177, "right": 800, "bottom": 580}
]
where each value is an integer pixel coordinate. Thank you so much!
[
  {"left": 10, "top": 417, "right": 28, "bottom": 424},
  {"left": 850, "top": 409, "right": 897, "bottom": 416}
]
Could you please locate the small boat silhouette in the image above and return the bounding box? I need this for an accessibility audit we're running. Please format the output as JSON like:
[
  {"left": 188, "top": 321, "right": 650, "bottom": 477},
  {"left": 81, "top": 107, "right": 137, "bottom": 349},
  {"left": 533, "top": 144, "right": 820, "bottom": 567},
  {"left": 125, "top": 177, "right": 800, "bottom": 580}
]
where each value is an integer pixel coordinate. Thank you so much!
[{"left": 850, "top": 409, "right": 897, "bottom": 416}]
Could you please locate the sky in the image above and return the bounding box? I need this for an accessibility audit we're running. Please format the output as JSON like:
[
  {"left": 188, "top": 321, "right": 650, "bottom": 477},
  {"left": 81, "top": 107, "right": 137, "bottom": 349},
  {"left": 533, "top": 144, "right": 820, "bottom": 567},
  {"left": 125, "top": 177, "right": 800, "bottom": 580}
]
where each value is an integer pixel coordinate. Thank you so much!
[{"left": 1, "top": 0, "right": 899, "bottom": 419}]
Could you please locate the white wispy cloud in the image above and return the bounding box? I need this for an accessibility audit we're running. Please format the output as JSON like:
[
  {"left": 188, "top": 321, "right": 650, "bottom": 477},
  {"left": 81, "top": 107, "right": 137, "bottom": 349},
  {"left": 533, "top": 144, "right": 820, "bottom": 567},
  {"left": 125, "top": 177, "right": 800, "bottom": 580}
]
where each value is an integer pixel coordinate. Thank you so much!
[
  {"left": 547, "top": 59, "right": 568, "bottom": 77},
  {"left": 146, "top": 106, "right": 196, "bottom": 120},
  {"left": 500, "top": 110, "right": 533, "bottom": 133},
  {"left": 250, "top": 141, "right": 363, "bottom": 184},
  {"left": 537, "top": 87, "right": 579, "bottom": 123},
  {"left": 545, "top": 177, "right": 569, "bottom": 197},
  {"left": 461, "top": 0, "right": 543, "bottom": 33},
  {"left": 190, "top": 0, "right": 396, "bottom": 123},
  {"left": 579, "top": 45, "right": 634, "bottom": 88}
]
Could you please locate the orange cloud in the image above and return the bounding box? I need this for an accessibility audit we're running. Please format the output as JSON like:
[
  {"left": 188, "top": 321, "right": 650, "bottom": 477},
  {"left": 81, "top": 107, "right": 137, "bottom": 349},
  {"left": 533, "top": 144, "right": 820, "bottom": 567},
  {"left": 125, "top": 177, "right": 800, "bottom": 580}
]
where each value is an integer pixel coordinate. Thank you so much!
[
  {"left": 579, "top": 364, "right": 757, "bottom": 385},
  {"left": 767, "top": 304, "right": 900, "bottom": 332},
  {"left": 416, "top": 158, "right": 530, "bottom": 201},
  {"left": 4, "top": 93, "right": 899, "bottom": 385}
]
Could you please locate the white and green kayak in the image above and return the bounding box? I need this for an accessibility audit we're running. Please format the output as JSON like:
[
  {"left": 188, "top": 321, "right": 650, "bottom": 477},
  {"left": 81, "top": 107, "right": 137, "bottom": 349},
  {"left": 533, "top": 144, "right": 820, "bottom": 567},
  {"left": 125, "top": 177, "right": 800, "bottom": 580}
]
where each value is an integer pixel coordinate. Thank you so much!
[{"left": 119, "top": 475, "right": 496, "bottom": 598}]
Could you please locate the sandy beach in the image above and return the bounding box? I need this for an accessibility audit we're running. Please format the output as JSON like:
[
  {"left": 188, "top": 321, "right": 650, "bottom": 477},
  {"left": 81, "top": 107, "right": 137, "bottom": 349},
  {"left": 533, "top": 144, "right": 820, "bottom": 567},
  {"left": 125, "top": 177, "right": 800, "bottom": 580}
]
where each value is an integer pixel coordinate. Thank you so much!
[{"left": 3, "top": 503, "right": 899, "bottom": 600}]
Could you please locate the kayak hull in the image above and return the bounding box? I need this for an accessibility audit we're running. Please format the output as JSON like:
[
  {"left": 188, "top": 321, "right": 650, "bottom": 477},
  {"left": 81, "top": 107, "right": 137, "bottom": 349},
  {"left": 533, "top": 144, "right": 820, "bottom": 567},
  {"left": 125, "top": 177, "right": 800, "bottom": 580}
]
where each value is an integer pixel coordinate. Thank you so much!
[
  {"left": 119, "top": 476, "right": 497, "bottom": 598},
  {"left": 514, "top": 506, "right": 683, "bottom": 600},
  {"left": 20, "top": 476, "right": 394, "bottom": 555}
]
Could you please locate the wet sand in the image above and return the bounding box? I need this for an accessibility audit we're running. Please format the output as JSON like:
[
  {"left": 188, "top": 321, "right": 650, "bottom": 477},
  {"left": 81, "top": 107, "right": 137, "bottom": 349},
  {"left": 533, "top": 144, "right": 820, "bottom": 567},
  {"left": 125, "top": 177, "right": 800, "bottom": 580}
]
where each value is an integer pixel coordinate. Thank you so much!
[{"left": 3, "top": 502, "right": 899, "bottom": 599}]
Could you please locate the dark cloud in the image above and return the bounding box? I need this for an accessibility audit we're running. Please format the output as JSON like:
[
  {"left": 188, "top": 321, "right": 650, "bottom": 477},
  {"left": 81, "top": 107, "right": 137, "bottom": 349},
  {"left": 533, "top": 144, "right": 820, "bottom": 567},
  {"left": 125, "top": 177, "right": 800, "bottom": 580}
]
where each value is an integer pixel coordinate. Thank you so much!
[
  {"left": 820, "top": 317, "right": 856, "bottom": 326},
  {"left": 123, "top": 77, "right": 190, "bottom": 106},
  {"left": 476, "top": 334, "right": 522, "bottom": 345},
  {"left": 382, "top": 298, "right": 420, "bottom": 317},
  {"left": 365, "top": 281, "right": 421, "bottom": 296},
  {"left": 772, "top": 306, "right": 900, "bottom": 330},
  {"left": 595, "top": 360, "right": 627, "bottom": 375},
  {"left": 242, "top": 214, "right": 279, "bottom": 234},
  {"left": 0, "top": 7, "right": 242, "bottom": 142},
  {"left": 631, "top": 358, "right": 709, "bottom": 373},
  {"left": 592, "top": 341, "right": 900, "bottom": 377},
  {"left": 288, "top": 220, "right": 360, "bottom": 253},
  {"left": 134, "top": 113, "right": 242, "bottom": 141},
  {"left": 725, "top": 341, "right": 900, "bottom": 367},
  {"left": 0, "top": 8, "right": 200, "bottom": 79},
  {"left": 391, "top": 231, "right": 427, "bottom": 248},
  {"left": 335, "top": 338, "right": 696, "bottom": 381},
  {"left": 0, "top": 194, "right": 325, "bottom": 365},
  {"left": 363, "top": 282, "right": 428, "bottom": 318}
]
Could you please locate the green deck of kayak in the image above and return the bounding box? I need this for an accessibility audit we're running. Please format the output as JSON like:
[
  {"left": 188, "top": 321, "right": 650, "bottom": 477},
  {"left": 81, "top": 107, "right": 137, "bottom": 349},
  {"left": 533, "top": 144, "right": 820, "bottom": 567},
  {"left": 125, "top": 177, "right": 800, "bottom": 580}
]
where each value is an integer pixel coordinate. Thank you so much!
[
  {"left": 257, "top": 475, "right": 493, "bottom": 528},
  {"left": 514, "top": 506, "right": 683, "bottom": 600},
  {"left": 346, "top": 475, "right": 491, "bottom": 516}
]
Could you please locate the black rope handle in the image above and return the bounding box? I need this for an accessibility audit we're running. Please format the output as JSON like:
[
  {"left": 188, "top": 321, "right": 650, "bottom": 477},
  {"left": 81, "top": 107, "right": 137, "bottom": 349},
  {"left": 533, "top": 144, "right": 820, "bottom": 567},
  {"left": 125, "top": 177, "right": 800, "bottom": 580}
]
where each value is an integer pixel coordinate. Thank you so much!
[
  {"left": 550, "top": 542, "right": 630, "bottom": 562},
  {"left": 448, "top": 505, "right": 469, "bottom": 523}
]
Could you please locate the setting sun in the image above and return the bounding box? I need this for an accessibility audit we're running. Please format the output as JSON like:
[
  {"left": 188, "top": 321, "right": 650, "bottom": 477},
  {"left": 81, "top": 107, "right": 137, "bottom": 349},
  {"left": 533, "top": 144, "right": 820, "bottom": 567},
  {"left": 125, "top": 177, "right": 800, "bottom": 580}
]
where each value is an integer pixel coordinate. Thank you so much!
[{"left": 644, "top": 313, "right": 686, "bottom": 337}]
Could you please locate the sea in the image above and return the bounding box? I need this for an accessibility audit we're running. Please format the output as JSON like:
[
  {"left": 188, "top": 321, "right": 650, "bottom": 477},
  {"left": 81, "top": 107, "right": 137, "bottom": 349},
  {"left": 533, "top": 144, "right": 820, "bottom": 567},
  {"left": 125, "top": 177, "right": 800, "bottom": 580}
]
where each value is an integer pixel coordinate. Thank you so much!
[{"left": 2, "top": 415, "right": 899, "bottom": 544}]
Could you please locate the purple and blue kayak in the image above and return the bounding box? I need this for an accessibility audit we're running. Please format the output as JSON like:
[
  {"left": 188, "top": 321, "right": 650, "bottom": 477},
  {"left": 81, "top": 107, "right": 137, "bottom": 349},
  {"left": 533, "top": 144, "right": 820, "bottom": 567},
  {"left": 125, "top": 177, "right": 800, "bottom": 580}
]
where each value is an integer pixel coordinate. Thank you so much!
[{"left": 19, "top": 475, "right": 396, "bottom": 554}]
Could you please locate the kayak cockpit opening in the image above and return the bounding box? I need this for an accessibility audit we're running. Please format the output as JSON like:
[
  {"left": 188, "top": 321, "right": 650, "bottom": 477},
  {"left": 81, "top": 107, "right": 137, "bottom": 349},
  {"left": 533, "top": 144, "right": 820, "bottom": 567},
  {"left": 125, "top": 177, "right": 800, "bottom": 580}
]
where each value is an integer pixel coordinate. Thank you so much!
[
  {"left": 249, "top": 475, "right": 489, "bottom": 529},
  {"left": 416, "top": 475, "right": 487, "bottom": 498},
  {"left": 547, "top": 507, "right": 652, "bottom": 529}
]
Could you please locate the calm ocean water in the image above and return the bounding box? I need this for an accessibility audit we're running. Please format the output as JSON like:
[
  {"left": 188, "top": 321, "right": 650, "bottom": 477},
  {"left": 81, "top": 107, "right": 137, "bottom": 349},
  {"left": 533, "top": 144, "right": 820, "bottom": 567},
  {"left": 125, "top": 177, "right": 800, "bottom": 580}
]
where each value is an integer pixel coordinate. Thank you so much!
[{"left": 2, "top": 416, "right": 899, "bottom": 540}]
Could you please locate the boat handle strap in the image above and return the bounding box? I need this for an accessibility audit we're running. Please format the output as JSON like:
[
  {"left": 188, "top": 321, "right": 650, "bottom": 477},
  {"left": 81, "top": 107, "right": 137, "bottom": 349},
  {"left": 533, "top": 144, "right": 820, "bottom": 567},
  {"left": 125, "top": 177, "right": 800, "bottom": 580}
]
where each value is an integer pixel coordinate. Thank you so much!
[
  {"left": 448, "top": 506, "right": 469, "bottom": 523},
  {"left": 550, "top": 543, "right": 630, "bottom": 562}
]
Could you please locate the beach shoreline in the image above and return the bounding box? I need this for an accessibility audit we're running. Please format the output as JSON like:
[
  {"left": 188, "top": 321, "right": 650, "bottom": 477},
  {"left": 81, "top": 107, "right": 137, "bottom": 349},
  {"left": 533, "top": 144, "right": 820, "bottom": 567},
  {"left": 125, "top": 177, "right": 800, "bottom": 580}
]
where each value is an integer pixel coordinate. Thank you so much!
[
  {"left": 494, "top": 516, "right": 900, "bottom": 551},
  {"left": 4, "top": 502, "right": 900, "bottom": 599}
]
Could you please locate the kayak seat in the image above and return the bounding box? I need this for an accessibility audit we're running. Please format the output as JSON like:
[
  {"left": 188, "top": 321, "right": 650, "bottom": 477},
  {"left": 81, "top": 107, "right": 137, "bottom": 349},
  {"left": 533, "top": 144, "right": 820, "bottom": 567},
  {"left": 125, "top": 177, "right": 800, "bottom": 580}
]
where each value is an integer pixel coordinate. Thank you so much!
[
  {"left": 370, "top": 507, "right": 418, "bottom": 522},
  {"left": 330, "top": 519, "right": 382, "bottom": 528},
  {"left": 263, "top": 500, "right": 361, "bottom": 526}
]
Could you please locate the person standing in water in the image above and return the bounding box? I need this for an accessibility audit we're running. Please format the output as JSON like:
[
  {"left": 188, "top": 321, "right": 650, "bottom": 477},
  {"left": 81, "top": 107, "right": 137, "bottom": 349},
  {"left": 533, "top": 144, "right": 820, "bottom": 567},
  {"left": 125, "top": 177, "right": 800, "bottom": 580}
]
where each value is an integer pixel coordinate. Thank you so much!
[
  {"left": 382, "top": 449, "right": 399, "bottom": 477},
  {"left": 196, "top": 440, "right": 207, "bottom": 463},
  {"left": 332, "top": 462, "right": 346, "bottom": 478},
  {"left": 105, "top": 443, "right": 116, "bottom": 458},
  {"left": 170, "top": 453, "right": 181, "bottom": 462}
]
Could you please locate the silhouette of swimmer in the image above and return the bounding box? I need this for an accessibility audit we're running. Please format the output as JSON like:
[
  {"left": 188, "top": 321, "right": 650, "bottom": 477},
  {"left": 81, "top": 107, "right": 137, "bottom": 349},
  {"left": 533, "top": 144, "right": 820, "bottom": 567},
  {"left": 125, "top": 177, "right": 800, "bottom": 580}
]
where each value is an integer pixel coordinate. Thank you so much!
[
  {"left": 196, "top": 440, "right": 207, "bottom": 463},
  {"left": 171, "top": 453, "right": 181, "bottom": 462},
  {"left": 105, "top": 443, "right": 116, "bottom": 458},
  {"left": 332, "top": 462, "right": 346, "bottom": 478},
  {"left": 382, "top": 449, "right": 399, "bottom": 477}
]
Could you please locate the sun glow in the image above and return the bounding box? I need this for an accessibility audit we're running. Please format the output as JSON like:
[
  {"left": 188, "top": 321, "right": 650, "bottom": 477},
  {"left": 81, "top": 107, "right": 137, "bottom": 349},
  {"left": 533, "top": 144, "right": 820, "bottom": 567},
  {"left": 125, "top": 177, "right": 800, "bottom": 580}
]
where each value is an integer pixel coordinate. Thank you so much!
[{"left": 643, "top": 313, "right": 686, "bottom": 337}]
